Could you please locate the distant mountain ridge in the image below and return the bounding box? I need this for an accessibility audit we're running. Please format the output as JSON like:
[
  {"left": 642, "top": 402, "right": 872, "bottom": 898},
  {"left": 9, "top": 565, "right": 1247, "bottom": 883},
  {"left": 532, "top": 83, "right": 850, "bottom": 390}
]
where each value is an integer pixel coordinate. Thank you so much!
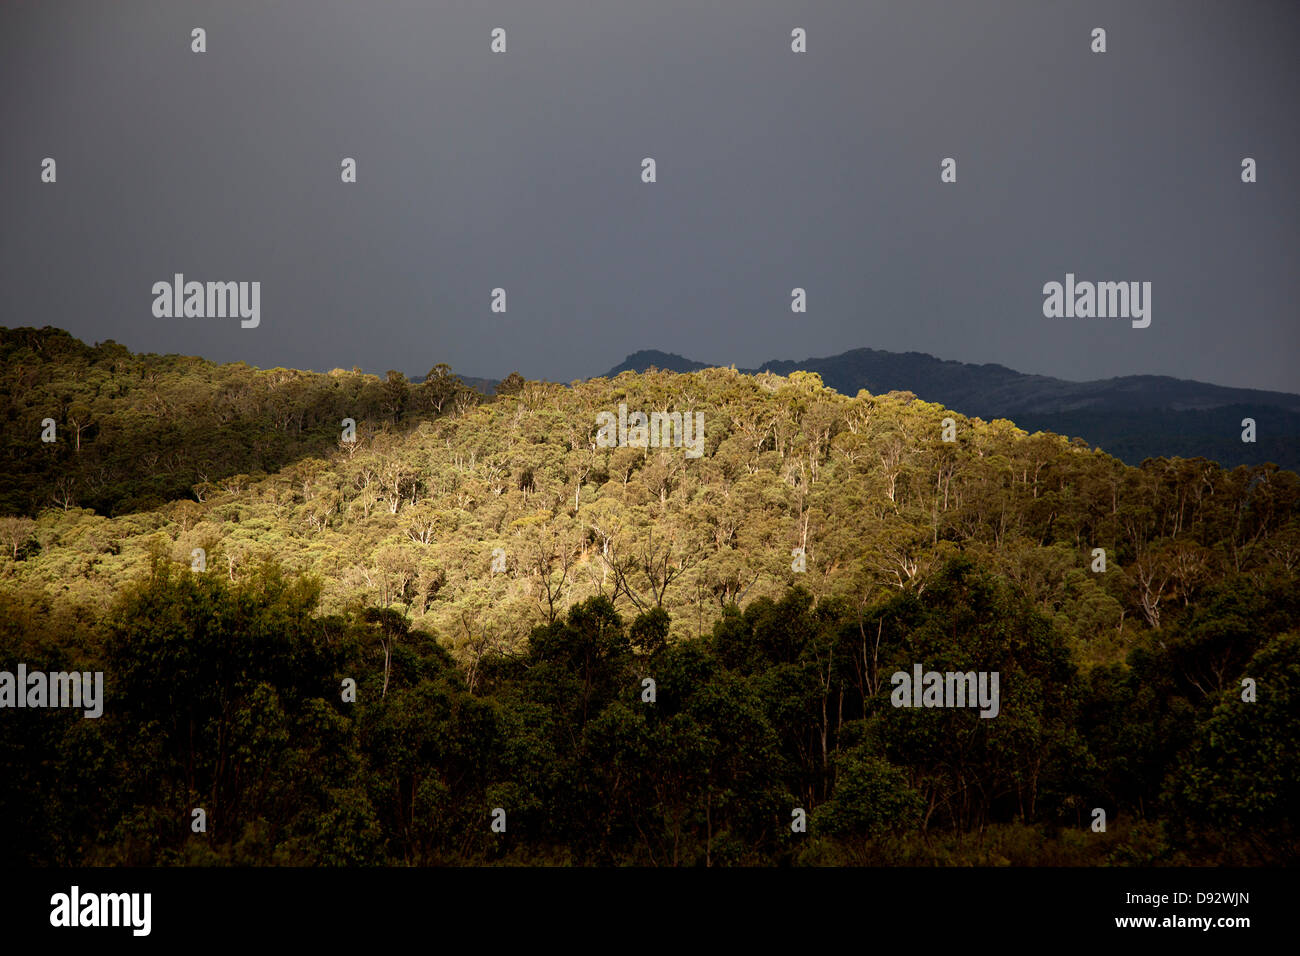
[
  {"left": 606, "top": 348, "right": 1300, "bottom": 471},
  {"left": 607, "top": 350, "right": 712, "bottom": 376}
]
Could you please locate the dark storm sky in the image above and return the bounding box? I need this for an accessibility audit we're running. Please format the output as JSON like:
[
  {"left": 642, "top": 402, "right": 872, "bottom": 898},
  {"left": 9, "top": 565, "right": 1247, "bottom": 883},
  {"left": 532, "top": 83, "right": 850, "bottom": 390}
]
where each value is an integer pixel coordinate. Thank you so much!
[{"left": 2, "top": 1, "right": 1298, "bottom": 392}]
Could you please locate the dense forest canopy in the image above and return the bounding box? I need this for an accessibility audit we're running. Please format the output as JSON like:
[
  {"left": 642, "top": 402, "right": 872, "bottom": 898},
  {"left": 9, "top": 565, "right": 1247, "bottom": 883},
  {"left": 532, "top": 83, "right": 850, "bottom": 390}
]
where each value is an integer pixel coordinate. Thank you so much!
[{"left": 1, "top": 326, "right": 1296, "bottom": 865}]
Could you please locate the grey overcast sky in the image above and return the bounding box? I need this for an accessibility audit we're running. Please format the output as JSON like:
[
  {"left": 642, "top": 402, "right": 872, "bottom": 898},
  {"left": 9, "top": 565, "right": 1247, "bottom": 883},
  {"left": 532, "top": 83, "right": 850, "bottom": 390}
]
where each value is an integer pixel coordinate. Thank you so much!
[{"left": 2, "top": 1, "right": 1298, "bottom": 391}]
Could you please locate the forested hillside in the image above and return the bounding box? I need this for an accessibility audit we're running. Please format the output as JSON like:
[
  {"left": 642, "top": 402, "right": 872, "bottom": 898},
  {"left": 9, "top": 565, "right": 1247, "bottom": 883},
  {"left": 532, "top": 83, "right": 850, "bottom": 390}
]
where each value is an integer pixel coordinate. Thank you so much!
[
  {"left": 0, "top": 327, "right": 482, "bottom": 516},
  {"left": 1, "top": 327, "right": 1296, "bottom": 865},
  {"left": 611, "top": 347, "right": 1300, "bottom": 471}
]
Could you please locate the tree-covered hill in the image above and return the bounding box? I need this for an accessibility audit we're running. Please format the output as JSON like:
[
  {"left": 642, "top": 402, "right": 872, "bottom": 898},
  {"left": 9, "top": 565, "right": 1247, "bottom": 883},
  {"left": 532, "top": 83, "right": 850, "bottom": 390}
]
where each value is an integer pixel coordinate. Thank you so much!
[
  {"left": 4, "top": 326, "right": 1298, "bottom": 666},
  {"left": 1, "top": 328, "right": 1296, "bottom": 865},
  {"left": 0, "top": 326, "right": 483, "bottom": 516},
  {"left": 610, "top": 347, "right": 1300, "bottom": 471}
]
